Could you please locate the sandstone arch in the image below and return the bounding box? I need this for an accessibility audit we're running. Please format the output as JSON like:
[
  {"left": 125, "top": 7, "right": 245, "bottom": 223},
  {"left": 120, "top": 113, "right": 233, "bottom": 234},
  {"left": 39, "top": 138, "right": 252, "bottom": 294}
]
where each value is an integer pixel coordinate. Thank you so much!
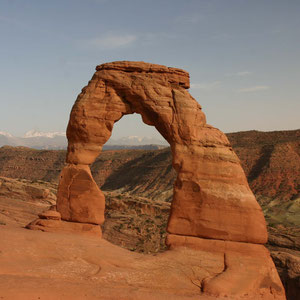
[
  {"left": 56, "top": 61, "right": 267, "bottom": 244},
  {"left": 26, "top": 61, "right": 285, "bottom": 298}
]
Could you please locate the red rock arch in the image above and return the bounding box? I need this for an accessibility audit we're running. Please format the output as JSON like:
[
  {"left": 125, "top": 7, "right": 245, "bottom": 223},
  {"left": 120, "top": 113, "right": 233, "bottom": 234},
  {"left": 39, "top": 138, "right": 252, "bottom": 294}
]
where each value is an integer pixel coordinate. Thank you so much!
[{"left": 56, "top": 61, "right": 267, "bottom": 244}]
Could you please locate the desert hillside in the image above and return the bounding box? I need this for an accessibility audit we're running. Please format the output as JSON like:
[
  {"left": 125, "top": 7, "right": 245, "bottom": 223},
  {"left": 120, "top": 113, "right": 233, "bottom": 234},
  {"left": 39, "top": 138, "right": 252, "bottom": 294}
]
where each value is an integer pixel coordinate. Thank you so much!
[
  {"left": 0, "top": 129, "right": 299, "bottom": 202},
  {"left": 227, "top": 130, "right": 300, "bottom": 201}
]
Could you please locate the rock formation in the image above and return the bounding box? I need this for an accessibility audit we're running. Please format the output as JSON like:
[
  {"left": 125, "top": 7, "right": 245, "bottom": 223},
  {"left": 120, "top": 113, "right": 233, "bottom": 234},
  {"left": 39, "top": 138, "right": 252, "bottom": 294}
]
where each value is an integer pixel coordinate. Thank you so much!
[
  {"left": 31, "top": 61, "right": 285, "bottom": 298},
  {"left": 57, "top": 61, "right": 267, "bottom": 242}
]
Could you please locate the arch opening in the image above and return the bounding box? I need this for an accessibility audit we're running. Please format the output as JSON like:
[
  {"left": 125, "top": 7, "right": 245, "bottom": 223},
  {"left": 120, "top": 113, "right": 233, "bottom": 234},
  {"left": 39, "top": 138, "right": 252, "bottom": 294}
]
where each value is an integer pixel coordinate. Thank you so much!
[
  {"left": 90, "top": 113, "right": 174, "bottom": 253},
  {"left": 104, "top": 113, "right": 168, "bottom": 148}
]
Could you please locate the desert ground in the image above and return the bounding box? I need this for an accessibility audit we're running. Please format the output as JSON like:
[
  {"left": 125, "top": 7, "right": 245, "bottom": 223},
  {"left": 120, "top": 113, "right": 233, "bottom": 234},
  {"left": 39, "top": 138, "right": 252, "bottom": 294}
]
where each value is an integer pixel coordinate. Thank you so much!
[{"left": 0, "top": 129, "right": 299, "bottom": 299}]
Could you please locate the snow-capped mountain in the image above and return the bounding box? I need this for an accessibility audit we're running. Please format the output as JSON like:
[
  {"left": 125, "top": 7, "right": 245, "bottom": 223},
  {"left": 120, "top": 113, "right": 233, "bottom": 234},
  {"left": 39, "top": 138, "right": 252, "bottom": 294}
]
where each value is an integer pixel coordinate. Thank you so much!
[
  {"left": 0, "top": 131, "right": 13, "bottom": 138},
  {"left": 0, "top": 130, "right": 67, "bottom": 150},
  {"left": 24, "top": 130, "right": 65, "bottom": 139},
  {"left": 106, "top": 135, "right": 168, "bottom": 146}
]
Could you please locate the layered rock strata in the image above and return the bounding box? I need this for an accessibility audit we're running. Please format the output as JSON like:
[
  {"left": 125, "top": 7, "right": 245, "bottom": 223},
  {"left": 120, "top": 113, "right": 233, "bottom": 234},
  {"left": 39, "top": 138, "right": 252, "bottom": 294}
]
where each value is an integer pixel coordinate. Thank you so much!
[{"left": 31, "top": 61, "right": 285, "bottom": 298}]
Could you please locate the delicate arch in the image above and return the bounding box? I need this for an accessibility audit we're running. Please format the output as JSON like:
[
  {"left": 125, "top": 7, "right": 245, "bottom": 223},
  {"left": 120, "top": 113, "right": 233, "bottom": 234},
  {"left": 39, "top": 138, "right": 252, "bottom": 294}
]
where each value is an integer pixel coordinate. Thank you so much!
[{"left": 56, "top": 61, "right": 267, "bottom": 244}]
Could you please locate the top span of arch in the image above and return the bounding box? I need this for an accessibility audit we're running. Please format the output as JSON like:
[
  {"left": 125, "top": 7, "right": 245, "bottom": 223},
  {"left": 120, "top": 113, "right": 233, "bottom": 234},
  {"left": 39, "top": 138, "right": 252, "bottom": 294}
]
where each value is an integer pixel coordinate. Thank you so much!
[
  {"left": 95, "top": 61, "right": 190, "bottom": 89},
  {"left": 67, "top": 61, "right": 208, "bottom": 165}
]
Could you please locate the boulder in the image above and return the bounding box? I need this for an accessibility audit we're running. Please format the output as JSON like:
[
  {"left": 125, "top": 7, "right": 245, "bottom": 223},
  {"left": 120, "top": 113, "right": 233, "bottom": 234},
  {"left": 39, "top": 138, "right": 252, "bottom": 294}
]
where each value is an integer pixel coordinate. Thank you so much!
[
  {"left": 26, "top": 218, "right": 102, "bottom": 237},
  {"left": 38, "top": 210, "right": 61, "bottom": 221}
]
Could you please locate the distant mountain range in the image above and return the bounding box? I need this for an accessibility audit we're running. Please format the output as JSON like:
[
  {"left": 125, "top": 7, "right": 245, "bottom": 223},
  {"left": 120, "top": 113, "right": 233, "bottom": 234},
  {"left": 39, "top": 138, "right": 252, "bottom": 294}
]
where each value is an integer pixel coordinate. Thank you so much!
[
  {"left": 0, "top": 130, "right": 67, "bottom": 150},
  {"left": 104, "top": 136, "right": 168, "bottom": 149},
  {"left": 0, "top": 130, "right": 168, "bottom": 150}
]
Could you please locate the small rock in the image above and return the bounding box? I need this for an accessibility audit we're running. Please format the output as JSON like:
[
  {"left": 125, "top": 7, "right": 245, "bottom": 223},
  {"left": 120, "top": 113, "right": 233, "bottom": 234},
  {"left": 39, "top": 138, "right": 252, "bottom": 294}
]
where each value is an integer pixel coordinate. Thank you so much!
[{"left": 38, "top": 210, "right": 61, "bottom": 221}]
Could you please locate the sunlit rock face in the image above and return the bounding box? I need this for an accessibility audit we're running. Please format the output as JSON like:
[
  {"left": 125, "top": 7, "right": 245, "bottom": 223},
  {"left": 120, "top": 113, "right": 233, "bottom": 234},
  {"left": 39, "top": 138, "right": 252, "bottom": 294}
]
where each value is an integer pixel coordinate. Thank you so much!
[{"left": 57, "top": 61, "right": 267, "bottom": 244}]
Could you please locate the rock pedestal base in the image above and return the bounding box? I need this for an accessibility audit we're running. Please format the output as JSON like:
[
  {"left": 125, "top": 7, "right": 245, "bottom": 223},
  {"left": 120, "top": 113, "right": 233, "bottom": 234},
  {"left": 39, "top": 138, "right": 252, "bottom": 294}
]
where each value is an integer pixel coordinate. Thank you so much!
[
  {"left": 26, "top": 210, "right": 102, "bottom": 237},
  {"left": 166, "top": 234, "right": 286, "bottom": 299}
]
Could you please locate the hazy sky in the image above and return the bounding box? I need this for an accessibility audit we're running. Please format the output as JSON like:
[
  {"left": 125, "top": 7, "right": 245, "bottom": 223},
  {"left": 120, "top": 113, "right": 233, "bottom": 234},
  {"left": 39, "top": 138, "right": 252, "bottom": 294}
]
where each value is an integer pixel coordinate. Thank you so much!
[{"left": 0, "top": 0, "right": 299, "bottom": 139}]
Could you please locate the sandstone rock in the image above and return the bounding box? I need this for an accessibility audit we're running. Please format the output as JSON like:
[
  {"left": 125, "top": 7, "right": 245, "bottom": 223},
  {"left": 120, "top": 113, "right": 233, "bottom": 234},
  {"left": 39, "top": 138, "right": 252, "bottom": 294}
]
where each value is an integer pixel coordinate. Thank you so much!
[
  {"left": 56, "top": 164, "right": 105, "bottom": 224},
  {"left": 0, "top": 226, "right": 280, "bottom": 300},
  {"left": 49, "top": 204, "right": 57, "bottom": 211},
  {"left": 57, "top": 61, "right": 267, "bottom": 244},
  {"left": 38, "top": 210, "right": 61, "bottom": 220},
  {"left": 166, "top": 234, "right": 286, "bottom": 299},
  {"left": 26, "top": 218, "right": 102, "bottom": 237}
]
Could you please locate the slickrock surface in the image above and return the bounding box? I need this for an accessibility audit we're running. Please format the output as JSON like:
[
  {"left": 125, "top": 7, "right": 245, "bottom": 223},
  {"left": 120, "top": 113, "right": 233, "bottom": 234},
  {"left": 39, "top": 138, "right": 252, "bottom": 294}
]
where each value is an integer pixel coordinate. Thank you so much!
[
  {"left": 25, "top": 61, "right": 286, "bottom": 298},
  {"left": 167, "top": 235, "right": 284, "bottom": 298},
  {"left": 26, "top": 217, "right": 102, "bottom": 236},
  {"left": 0, "top": 178, "right": 297, "bottom": 298},
  {"left": 0, "top": 226, "right": 283, "bottom": 300},
  {"left": 0, "top": 179, "right": 288, "bottom": 299}
]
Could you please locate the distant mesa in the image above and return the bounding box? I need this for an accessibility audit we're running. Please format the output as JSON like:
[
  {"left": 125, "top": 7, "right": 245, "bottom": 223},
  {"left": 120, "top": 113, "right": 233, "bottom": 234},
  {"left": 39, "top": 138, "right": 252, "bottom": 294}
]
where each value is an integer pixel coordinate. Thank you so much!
[{"left": 27, "top": 61, "right": 286, "bottom": 299}]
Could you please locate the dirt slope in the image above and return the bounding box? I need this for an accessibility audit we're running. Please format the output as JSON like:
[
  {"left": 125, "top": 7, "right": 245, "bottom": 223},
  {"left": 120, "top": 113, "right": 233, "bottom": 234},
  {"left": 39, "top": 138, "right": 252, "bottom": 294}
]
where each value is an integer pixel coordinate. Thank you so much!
[{"left": 227, "top": 130, "right": 300, "bottom": 201}]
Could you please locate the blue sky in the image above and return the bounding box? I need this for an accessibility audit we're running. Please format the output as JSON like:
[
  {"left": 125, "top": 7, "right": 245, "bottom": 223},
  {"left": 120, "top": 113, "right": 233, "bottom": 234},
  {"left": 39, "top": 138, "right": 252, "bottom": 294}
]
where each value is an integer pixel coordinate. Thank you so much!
[{"left": 0, "top": 0, "right": 299, "bottom": 139}]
